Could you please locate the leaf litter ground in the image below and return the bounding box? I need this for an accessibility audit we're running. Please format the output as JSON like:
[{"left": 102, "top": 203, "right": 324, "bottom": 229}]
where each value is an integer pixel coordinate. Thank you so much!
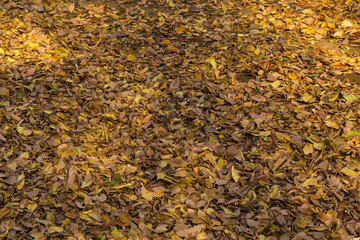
[{"left": 1, "top": 0, "right": 360, "bottom": 239}]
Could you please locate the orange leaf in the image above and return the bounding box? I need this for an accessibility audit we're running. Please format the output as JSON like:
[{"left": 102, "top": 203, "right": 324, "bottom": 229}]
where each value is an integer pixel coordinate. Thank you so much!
[
  {"left": 142, "top": 114, "right": 153, "bottom": 123},
  {"left": 176, "top": 26, "right": 187, "bottom": 34}
]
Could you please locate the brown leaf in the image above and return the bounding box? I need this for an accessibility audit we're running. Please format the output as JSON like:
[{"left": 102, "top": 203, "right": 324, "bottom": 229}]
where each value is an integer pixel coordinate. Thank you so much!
[
  {"left": 169, "top": 158, "right": 187, "bottom": 167},
  {"left": 170, "top": 76, "right": 180, "bottom": 89},
  {"left": 246, "top": 219, "right": 260, "bottom": 227},
  {"left": 67, "top": 166, "right": 77, "bottom": 186}
]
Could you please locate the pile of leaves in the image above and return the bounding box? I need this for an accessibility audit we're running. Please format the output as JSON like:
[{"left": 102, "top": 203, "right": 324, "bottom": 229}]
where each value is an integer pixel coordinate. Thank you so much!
[{"left": 1, "top": 0, "right": 360, "bottom": 239}]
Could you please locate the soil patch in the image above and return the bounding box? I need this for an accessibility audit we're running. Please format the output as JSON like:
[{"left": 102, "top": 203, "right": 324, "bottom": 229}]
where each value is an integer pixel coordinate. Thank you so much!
[
  {"left": 315, "top": 40, "right": 360, "bottom": 55},
  {"left": 238, "top": 75, "right": 255, "bottom": 82},
  {"left": 339, "top": 73, "right": 360, "bottom": 85},
  {"left": 315, "top": 40, "right": 343, "bottom": 55},
  {"left": 349, "top": 45, "right": 360, "bottom": 54}
]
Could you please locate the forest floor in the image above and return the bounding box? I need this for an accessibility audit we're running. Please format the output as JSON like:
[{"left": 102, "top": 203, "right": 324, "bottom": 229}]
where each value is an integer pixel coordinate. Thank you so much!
[{"left": 1, "top": 0, "right": 360, "bottom": 239}]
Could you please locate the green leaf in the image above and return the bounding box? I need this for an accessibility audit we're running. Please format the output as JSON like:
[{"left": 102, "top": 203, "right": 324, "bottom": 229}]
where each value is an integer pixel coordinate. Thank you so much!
[
  {"left": 345, "top": 130, "right": 360, "bottom": 137},
  {"left": 345, "top": 110, "right": 353, "bottom": 119},
  {"left": 111, "top": 227, "right": 123, "bottom": 238},
  {"left": 306, "top": 137, "right": 315, "bottom": 144},
  {"left": 105, "top": 181, "right": 117, "bottom": 187},
  {"left": 81, "top": 181, "right": 93, "bottom": 188},
  {"left": 16, "top": 92, "right": 24, "bottom": 98},
  {"left": 344, "top": 94, "right": 357, "bottom": 101},
  {"left": 76, "top": 147, "right": 81, "bottom": 155}
]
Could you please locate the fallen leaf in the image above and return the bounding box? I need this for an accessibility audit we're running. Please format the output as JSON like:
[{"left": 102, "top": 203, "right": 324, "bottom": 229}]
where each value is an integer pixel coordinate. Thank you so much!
[
  {"left": 141, "top": 185, "right": 153, "bottom": 201},
  {"left": 205, "top": 56, "right": 217, "bottom": 69},
  {"left": 169, "top": 158, "right": 187, "bottom": 167},
  {"left": 325, "top": 120, "right": 339, "bottom": 129},
  {"left": 231, "top": 166, "right": 241, "bottom": 182},
  {"left": 170, "top": 77, "right": 180, "bottom": 89},
  {"left": 303, "top": 143, "right": 313, "bottom": 155},
  {"left": 341, "top": 167, "right": 359, "bottom": 177},
  {"left": 270, "top": 185, "right": 280, "bottom": 199}
]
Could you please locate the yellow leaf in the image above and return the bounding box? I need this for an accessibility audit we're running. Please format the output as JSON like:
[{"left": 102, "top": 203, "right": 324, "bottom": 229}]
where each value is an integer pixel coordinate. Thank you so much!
[
  {"left": 270, "top": 185, "right": 280, "bottom": 199},
  {"left": 341, "top": 20, "right": 353, "bottom": 28},
  {"left": 302, "top": 9, "right": 314, "bottom": 15},
  {"left": 271, "top": 80, "right": 281, "bottom": 89},
  {"left": 111, "top": 226, "right": 124, "bottom": 238},
  {"left": 196, "top": 232, "right": 209, "bottom": 240},
  {"left": 176, "top": 26, "right": 187, "bottom": 34},
  {"left": 7, "top": 162, "right": 17, "bottom": 171},
  {"left": 313, "top": 142, "right": 324, "bottom": 150},
  {"left": 288, "top": 72, "right": 297, "bottom": 80},
  {"left": 28, "top": 43, "right": 39, "bottom": 50},
  {"left": 333, "top": 30, "right": 344, "bottom": 37},
  {"left": 141, "top": 185, "right": 153, "bottom": 201},
  {"left": 17, "top": 178, "right": 25, "bottom": 190},
  {"left": 254, "top": 48, "right": 260, "bottom": 55},
  {"left": 324, "top": 120, "right": 339, "bottom": 129},
  {"left": 303, "top": 144, "right": 313, "bottom": 155},
  {"left": 153, "top": 225, "right": 168, "bottom": 233},
  {"left": 18, "top": 152, "right": 29, "bottom": 160},
  {"left": 62, "top": 218, "right": 71, "bottom": 227},
  {"left": 17, "top": 126, "right": 24, "bottom": 134},
  {"left": 328, "top": 92, "right": 339, "bottom": 101},
  {"left": 218, "top": 158, "right": 224, "bottom": 168},
  {"left": 302, "top": 177, "right": 318, "bottom": 187},
  {"left": 341, "top": 167, "right": 359, "bottom": 177},
  {"left": 27, "top": 202, "right": 38, "bottom": 212},
  {"left": 192, "top": 152, "right": 206, "bottom": 160},
  {"left": 327, "top": 22, "right": 335, "bottom": 28},
  {"left": 301, "top": 93, "right": 312, "bottom": 102},
  {"left": 79, "top": 212, "right": 93, "bottom": 222},
  {"left": 0, "top": 87, "right": 9, "bottom": 96},
  {"left": 205, "top": 56, "right": 217, "bottom": 69},
  {"left": 275, "top": 132, "right": 292, "bottom": 142},
  {"left": 231, "top": 166, "right": 241, "bottom": 182},
  {"left": 127, "top": 55, "right": 135, "bottom": 61},
  {"left": 247, "top": 45, "right": 255, "bottom": 51},
  {"left": 0, "top": 47, "right": 4, "bottom": 55},
  {"left": 111, "top": 182, "right": 134, "bottom": 189},
  {"left": 7, "top": 57, "right": 16, "bottom": 63},
  {"left": 48, "top": 226, "right": 64, "bottom": 233}
]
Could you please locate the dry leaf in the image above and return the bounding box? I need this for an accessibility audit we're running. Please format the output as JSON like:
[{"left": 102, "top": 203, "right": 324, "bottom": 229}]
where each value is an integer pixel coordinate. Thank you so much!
[{"left": 170, "top": 77, "right": 180, "bottom": 89}]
